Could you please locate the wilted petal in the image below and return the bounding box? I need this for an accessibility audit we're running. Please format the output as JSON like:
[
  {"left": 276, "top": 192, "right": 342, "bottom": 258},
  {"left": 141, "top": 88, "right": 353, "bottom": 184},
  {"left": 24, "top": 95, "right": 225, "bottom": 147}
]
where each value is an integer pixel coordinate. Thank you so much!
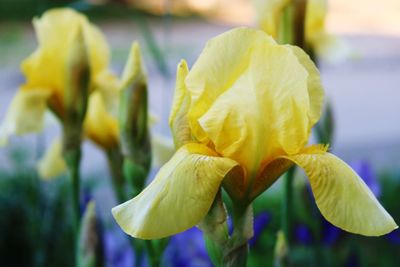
[
  {"left": 37, "top": 137, "right": 67, "bottom": 179},
  {"left": 285, "top": 151, "right": 398, "bottom": 236},
  {"left": 0, "top": 89, "right": 50, "bottom": 146},
  {"left": 112, "top": 143, "right": 238, "bottom": 239},
  {"left": 169, "top": 60, "right": 192, "bottom": 147}
]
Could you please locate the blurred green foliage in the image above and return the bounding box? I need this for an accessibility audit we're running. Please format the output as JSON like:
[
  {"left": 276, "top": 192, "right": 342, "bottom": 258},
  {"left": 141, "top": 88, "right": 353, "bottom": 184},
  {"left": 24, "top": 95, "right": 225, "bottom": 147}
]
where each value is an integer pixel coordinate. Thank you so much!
[{"left": 0, "top": 148, "right": 74, "bottom": 267}]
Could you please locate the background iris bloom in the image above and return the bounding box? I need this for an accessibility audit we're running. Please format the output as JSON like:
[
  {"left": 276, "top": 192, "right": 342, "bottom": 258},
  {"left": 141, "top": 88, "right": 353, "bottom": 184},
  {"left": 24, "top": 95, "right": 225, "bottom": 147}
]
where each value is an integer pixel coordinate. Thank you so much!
[
  {"left": 0, "top": 8, "right": 121, "bottom": 173},
  {"left": 253, "top": 0, "right": 351, "bottom": 62}
]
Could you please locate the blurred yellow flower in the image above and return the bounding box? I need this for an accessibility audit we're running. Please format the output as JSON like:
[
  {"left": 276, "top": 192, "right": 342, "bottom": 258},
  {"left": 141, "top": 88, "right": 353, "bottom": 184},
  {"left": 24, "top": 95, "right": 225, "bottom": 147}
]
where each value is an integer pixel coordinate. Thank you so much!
[
  {"left": 0, "top": 8, "right": 114, "bottom": 145},
  {"left": 113, "top": 28, "right": 397, "bottom": 239},
  {"left": 0, "top": 8, "right": 122, "bottom": 180},
  {"left": 254, "top": 0, "right": 351, "bottom": 62}
]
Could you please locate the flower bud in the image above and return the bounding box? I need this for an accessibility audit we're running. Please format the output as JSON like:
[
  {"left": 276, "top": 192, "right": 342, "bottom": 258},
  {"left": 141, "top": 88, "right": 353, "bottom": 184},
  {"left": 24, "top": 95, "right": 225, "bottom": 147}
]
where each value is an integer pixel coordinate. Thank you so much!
[
  {"left": 119, "top": 43, "right": 151, "bottom": 192},
  {"left": 63, "top": 25, "right": 90, "bottom": 152},
  {"left": 77, "top": 201, "right": 104, "bottom": 267}
]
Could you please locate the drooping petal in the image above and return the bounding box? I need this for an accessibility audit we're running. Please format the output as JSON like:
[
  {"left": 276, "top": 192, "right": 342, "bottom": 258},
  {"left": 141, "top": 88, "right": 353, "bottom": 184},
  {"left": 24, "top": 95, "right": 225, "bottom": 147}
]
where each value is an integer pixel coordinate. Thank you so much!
[
  {"left": 37, "top": 137, "right": 67, "bottom": 179},
  {"left": 0, "top": 89, "right": 50, "bottom": 146},
  {"left": 112, "top": 143, "right": 238, "bottom": 239},
  {"left": 169, "top": 60, "right": 192, "bottom": 147},
  {"left": 84, "top": 92, "right": 119, "bottom": 150},
  {"left": 285, "top": 151, "right": 398, "bottom": 236},
  {"left": 190, "top": 28, "right": 313, "bottom": 177}
]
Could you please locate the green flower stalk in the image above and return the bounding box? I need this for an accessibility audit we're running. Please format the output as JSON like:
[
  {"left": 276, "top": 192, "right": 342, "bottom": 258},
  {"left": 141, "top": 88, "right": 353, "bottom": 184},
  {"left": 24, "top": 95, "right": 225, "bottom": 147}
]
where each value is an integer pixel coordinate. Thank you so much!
[
  {"left": 62, "top": 25, "right": 90, "bottom": 228},
  {"left": 119, "top": 43, "right": 151, "bottom": 197}
]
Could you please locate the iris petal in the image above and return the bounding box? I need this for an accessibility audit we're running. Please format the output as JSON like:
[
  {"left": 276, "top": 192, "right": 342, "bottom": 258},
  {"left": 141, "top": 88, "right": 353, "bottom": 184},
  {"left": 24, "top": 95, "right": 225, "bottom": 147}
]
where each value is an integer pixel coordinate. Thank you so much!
[
  {"left": 191, "top": 28, "right": 313, "bottom": 176},
  {"left": 37, "top": 137, "right": 67, "bottom": 179},
  {"left": 286, "top": 151, "right": 398, "bottom": 236},
  {"left": 0, "top": 89, "right": 50, "bottom": 146},
  {"left": 22, "top": 8, "right": 109, "bottom": 99},
  {"left": 186, "top": 28, "right": 276, "bottom": 143},
  {"left": 286, "top": 45, "right": 324, "bottom": 126},
  {"left": 84, "top": 92, "right": 119, "bottom": 149},
  {"left": 169, "top": 60, "right": 192, "bottom": 147},
  {"left": 112, "top": 143, "right": 238, "bottom": 239}
]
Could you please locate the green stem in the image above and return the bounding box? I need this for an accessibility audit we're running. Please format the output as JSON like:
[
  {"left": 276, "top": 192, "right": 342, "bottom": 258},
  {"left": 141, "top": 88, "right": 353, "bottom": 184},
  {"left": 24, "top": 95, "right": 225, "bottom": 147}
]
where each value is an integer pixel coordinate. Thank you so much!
[
  {"left": 106, "top": 147, "right": 126, "bottom": 203},
  {"left": 145, "top": 240, "right": 161, "bottom": 267},
  {"left": 282, "top": 167, "right": 295, "bottom": 248},
  {"left": 222, "top": 204, "right": 252, "bottom": 267},
  {"left": 279, "top": 3, "right": 294, "bottom": 44},
  {"left": 64, "top": 148, "right": 82, "bottom": 232}
]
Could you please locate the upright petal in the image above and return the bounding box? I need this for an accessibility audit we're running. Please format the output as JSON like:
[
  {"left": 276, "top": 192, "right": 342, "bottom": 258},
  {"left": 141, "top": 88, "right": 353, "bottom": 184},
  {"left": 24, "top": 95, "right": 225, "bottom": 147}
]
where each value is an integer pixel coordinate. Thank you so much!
[
  {"left": 0, "top": 89, "right": 50, "bottom": 146},
  {"left": 286, "top": 45, "right": 324, "bottom": 126},
  {"left": 112, "top": 143, "right": 238, "bottom": 239},
  {"left": 192, "top": 29, "right": 312, "bottom": 177},
  {"left": 285, "top": 151, "right": 398, "bottom": 236},
  {"left": 185, "top": 28, "right": 276, "bottom": 143},
  {"left": 169, "top": 60, "right": 192, "bottom": 147}
]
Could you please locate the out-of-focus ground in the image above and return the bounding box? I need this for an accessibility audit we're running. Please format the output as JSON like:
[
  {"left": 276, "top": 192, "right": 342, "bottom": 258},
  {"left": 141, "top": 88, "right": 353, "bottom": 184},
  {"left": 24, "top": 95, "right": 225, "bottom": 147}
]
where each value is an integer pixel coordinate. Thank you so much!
[{"left": 0, "top": 0, "right": 399, "bottom": 174}]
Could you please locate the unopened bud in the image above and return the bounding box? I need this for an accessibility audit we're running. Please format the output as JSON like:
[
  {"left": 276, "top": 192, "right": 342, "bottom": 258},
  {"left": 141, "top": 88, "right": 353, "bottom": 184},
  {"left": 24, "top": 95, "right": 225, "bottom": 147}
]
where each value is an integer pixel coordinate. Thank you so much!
[
  {"left": 119, "top": 42, "right": 151, "bottom": 192},
  {"left": 63, "top": 25, "right": 90, "bottom": 152},
  {"left": 77, "top": 201, "right": 104, "bottom": 267}
]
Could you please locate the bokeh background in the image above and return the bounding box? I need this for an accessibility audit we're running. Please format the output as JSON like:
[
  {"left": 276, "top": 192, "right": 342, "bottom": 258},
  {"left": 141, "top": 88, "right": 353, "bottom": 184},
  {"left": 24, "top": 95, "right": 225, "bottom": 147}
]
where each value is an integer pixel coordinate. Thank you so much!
[{"left": 0, "top": 0, "right": 399, "bottom": 266}]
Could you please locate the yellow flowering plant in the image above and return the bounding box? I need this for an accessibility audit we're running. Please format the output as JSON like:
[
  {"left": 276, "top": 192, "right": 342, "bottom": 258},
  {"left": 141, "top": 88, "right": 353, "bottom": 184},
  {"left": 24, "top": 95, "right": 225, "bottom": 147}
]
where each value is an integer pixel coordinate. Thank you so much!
[
  {"left": 112, "top": 28, "right": 397, "bottom": 265},
  {"left": 0, "top": 8, "right": 114, "bottom": 145}
]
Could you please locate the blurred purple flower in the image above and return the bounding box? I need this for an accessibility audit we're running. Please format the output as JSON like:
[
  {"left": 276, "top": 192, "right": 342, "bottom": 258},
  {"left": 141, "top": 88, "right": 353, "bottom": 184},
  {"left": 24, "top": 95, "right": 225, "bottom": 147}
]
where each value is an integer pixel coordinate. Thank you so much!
[
  {"left": 350, "top": 160, "right": 381, "bottom": 197},
  {"left": 295, "top": 224, "right": 313, "bottom": 245},
  {"left": 321, "top": 219, "right": 341, "bottom": 246},
  {"left": 387, "top": 228, "right": 400, "bottom": 245},
  {"left": 249, "top": 212, "right": 272, "bottom": 246},
  {"left": 104, "top": 229, "right": 134, "bottom": 267},
  {"left": 164, "top": 227, "right": 212, "bottom": 267}
]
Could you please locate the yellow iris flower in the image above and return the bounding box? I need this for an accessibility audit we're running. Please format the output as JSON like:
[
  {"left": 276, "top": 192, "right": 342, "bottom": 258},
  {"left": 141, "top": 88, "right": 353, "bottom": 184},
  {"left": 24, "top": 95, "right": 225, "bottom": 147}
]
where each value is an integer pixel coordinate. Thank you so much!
[
  {"left": 0, "top": 8, "right": 121, "bottom": 178},
  {"left": 0, "top": 8, "right": 117, "bottom": 147},
  {"left": 112, "top": 28, "right": 397, "bottom": 239},
  {"left": 254, "top": 0, "right": 351, "bottom": 62}
]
